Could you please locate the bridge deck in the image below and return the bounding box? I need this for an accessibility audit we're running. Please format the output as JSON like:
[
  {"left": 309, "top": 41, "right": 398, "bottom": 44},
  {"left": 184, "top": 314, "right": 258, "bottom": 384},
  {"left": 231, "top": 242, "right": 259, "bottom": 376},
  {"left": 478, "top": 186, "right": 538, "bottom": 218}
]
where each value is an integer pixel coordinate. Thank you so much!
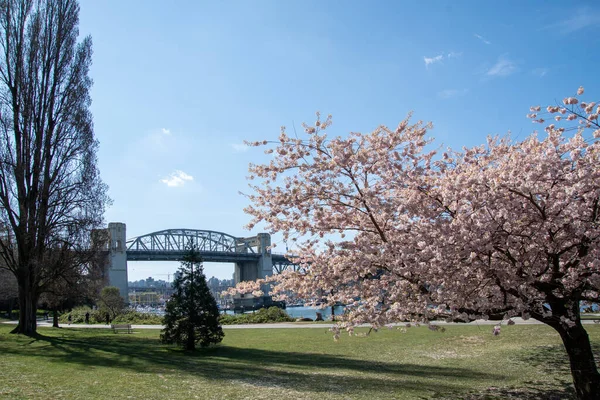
[{"left": 126, "top": 250, "right": 291, "bottom": 264}]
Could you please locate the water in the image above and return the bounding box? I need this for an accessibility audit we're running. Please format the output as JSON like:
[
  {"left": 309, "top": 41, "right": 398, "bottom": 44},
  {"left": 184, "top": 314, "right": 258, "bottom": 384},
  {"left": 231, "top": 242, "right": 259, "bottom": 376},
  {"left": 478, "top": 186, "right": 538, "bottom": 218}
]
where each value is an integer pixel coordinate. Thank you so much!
[
  {"left": 131, "top": 306, "right": 165, "bottom": 316},
  {"left": 222, "top": 305, "right": 344, "bottom": 320},
  {"left": 285, "top": 305, "right": 345, "bottom": 320}
]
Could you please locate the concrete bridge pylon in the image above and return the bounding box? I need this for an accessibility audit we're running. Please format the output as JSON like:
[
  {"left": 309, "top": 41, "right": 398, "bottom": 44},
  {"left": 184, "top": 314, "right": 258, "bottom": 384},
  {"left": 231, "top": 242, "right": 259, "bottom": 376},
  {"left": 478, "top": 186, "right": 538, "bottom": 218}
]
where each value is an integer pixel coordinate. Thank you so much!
[
  {"left": 107, "top": 222, "right": 128, "bottom": 299},
  {"left": 233, "top": 233, "right": 272, "bottom": 282},
  {"left": 232, "top": 232, "right": 274, "bottom": 309}
]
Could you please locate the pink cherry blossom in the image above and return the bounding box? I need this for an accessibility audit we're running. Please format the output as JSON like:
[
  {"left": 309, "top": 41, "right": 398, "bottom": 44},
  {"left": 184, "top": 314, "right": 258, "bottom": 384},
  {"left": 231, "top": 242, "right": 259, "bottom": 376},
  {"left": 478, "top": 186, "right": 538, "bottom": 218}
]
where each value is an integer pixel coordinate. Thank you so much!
[{"left": 237, "top": 87, "right": 600, "bottom": 397}]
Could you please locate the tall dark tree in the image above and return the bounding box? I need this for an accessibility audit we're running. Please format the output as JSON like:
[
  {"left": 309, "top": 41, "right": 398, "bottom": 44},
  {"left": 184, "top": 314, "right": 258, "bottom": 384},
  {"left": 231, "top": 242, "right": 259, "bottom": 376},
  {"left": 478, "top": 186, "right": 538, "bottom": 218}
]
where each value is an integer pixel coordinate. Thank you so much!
[
  {"left": 161, "top": 243, "right": 224, "bottom": 351},
  {"left": 0, "top": 0, "right": 109, "bottom": 336}
]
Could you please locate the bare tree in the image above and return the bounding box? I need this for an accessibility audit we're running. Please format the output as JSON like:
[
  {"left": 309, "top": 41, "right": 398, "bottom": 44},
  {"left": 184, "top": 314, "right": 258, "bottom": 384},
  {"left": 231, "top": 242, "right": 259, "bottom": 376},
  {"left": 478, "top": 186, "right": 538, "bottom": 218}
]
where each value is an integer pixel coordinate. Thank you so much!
[
  {"left": 0, "top": 0, "right": 109, "bottom": 336},
  {"left": 98, "top": 286, "right": 124, "bottom": 321},
  {"left": 39, "top": 245, "right": 107, "bottom": 327}
]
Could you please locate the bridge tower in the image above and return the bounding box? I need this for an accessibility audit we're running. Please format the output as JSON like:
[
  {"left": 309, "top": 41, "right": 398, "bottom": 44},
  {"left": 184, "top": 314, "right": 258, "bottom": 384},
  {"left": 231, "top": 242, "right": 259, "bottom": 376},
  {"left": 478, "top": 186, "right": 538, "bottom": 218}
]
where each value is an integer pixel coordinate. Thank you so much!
[
  {"left": 233, "top": 233, "right": 274, "bottom": 309},
  {"left": 233, "top": 233, "right": 272, "bottom": 282},
  {"left": 107, "top": 222, "right": 128, "bottom": 299}
]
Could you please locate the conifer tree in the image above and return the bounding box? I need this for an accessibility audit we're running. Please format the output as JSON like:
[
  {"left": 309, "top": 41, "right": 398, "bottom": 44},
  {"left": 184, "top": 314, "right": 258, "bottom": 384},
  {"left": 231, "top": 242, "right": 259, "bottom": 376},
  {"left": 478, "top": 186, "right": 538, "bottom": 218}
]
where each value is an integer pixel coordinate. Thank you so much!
[{"left": 160, "top": 242, "right": 224, "bottom": 350}]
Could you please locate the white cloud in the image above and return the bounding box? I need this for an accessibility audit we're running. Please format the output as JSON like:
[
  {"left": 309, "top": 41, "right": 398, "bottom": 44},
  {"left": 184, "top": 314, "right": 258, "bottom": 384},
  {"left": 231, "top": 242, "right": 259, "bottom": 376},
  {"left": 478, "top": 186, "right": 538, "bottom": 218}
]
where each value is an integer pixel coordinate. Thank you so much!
[
  {"left": 424, "top": 51, "right": 462, "bottom": 68},
  {"left": 474, "top": 33, "right": 491, "bottom": 45},
  {"left": 486, "top": 56, "right": 517, "bottom": 77},
  {"left": 437, "top": 89, "right": 468, "bottom": 99},
  {"left": 231, "top": 143, "right": 249, "bottom": 153},
  {"left": 548, "top": 8, "right": 600, "bottom": 34},
  {"left": 160, "top": 170, "right": 194, "bottom": 187},
  {"left": 161, "top": 128, "right": 171, "bottom": 135},
  {"left": 424, "top": 54, "right": 444, "bottom": 67},
  {"left": 532, "top": 67, "right": 548, "bottom": 78}
]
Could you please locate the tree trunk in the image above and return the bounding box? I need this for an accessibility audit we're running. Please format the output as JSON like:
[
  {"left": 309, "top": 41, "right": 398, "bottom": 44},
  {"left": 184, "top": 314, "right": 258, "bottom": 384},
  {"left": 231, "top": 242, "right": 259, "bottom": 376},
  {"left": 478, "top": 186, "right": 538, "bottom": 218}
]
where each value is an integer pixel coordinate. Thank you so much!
[
  {"left": 553, "top": 320, "right": 600, "bottom": 399},
  {"left": 52, "top": 309, "right": 59, "bottom": 328},
  {"left": 11, "top": 286, "right": 37, "bottom": 336},
  {"left": 539, "top": 301, "right": 600, "bottom": 400},
  {"left": 186, "top": 325, "right": 195, "bottom": 351},
  {"left": 7, "top": 297, "right": 14, "bottom": 320},
  {"left": 187, "top": 263, "right": 196, "bottom": 351}
]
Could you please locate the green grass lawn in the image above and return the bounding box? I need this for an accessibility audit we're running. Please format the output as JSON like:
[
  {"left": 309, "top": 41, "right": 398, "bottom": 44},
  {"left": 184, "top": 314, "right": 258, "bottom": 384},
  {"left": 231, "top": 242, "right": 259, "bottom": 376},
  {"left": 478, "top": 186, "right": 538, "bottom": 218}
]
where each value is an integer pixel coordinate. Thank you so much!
[
  {"left": 580, "top": 314, "right": 600, "bottom": 320},
  {"left": 0, "top": 323, "right": 598, "bottom": 399}
]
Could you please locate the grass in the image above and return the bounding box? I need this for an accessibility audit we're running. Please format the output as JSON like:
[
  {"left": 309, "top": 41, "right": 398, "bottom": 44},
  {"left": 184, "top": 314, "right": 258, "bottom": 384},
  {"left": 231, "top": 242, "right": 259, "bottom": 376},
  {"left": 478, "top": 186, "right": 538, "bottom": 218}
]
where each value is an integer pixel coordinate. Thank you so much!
[
  {"left": 580, "top": 314, "right": 600, "bottom": 321},
  {"left": 0, "top": 323, "right": 598, "bottom": 399}
]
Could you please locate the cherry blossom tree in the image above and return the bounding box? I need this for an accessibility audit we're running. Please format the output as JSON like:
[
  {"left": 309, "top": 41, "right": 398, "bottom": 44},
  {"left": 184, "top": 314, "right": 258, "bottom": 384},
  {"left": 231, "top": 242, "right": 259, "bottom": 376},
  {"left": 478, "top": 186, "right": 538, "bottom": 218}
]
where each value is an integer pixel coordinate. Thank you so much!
[{"left": 238, "top": 88, "right": 600, "bottom": 399}]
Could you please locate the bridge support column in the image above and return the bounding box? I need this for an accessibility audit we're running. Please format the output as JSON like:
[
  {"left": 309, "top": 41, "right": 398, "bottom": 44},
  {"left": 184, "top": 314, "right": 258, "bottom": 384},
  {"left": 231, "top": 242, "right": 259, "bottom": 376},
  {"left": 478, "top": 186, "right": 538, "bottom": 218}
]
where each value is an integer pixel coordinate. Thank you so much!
[
  {"left": 233, "top": 233, "right": 274, "bottom": 310},
  {"left": 256, "top": 232, "right": 273, "bottom": 288},
  {"left": 108, "top": 222, "right": 128, "bottom": 301}
]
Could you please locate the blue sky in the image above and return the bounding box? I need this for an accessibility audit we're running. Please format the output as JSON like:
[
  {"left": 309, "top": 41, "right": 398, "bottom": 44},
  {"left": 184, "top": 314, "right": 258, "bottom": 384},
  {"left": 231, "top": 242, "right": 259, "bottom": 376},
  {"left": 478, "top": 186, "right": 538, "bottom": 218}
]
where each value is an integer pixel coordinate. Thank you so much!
[{"left": 78, "top": 1, "right": 600, "bottom": 281}]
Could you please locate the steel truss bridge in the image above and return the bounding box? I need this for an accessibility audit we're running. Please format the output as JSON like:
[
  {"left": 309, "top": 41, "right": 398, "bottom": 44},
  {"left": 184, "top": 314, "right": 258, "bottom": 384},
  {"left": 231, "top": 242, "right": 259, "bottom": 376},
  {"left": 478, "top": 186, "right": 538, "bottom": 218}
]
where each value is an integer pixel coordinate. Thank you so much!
[{"left": 125, "top": 228, "right": 300, "bottom": 273}]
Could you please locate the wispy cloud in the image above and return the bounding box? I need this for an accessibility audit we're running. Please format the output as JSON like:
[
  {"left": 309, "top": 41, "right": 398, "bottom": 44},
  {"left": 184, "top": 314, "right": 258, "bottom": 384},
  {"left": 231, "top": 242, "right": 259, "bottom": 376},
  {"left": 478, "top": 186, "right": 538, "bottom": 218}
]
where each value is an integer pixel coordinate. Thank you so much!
[
  {"left": 424, "top": 54, "right": 444, "bottom": 67},
  {"left": 486, "top": 55, "right": 517, "bottom": 77},
  {"left": 547, "top": 8, "right": 600, "bottom": 34},
  {"left": 532, "top": 67, "right": 549, "bottom": 78},
  {"left": 231, "top": 143, "right": 249, "bottom": 153},
  {"left": 161, "top": 128, "right": 171, "bottom": 135},
  {"left": 160, "top": 170, "right": 194, "bottom": 187},
  {"left": 424, "top": 51, "right": 462, "bottom": 68},
  {"left": 474, "top": 33, "right": 491, "bottom": 45},
  {"left": 437, "top": 89, "right": 468, "bottom": 99}
]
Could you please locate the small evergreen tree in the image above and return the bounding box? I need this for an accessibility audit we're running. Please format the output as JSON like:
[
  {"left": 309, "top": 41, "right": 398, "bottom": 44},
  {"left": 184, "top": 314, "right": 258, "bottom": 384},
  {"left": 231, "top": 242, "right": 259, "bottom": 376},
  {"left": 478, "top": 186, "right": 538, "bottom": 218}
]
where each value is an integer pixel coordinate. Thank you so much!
[{"left": 160, "top": 242, "right": 224, "bottom": 350}]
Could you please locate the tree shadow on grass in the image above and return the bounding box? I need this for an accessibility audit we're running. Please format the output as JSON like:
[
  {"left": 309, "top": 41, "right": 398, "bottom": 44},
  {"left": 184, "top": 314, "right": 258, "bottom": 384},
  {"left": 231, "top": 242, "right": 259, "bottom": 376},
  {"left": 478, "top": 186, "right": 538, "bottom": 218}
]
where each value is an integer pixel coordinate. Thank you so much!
[
  {"left": 470, "top": 343, "right": 595, "bottom": 400},
  {"left": 518, "top": 342, "right": 600, "bottom": 371},
  {"left": 0, "top": 328, "right": 505, "bottom": 397},
  {"left": 461, "top": 340, "right": 600, "bottom": 400}
]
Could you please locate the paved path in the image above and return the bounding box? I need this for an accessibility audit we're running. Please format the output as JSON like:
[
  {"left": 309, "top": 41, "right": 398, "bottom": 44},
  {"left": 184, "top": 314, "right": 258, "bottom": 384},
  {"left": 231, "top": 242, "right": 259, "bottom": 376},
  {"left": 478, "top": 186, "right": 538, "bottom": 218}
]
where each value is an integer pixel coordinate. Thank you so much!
[{"left": 4, "top": 316, "right": 599, "bottom": 330}]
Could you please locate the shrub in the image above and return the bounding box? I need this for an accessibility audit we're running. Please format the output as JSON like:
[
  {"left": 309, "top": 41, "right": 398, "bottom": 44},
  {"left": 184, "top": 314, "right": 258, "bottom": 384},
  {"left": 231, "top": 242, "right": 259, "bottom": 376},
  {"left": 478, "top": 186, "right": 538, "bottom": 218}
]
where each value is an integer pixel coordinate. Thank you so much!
[
  {"left": 60, "top": 307, "right": 163, "bottom": 325},
  {"left": 59, "top": 306, "right": 102, "bottom": 324},
  {"left": 113, "top": 310, "right": 163, "bottom": 325},
  {"left": 219, "top": 307, "right": 294, "bottom": 325}
]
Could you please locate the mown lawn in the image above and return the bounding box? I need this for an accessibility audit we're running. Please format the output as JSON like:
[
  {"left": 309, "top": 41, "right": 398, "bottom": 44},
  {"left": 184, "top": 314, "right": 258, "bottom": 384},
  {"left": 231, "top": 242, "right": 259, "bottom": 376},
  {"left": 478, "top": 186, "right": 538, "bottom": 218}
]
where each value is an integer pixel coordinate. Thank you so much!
[{"left": 0, "top": 323, "right": 598, "bottom": 399}]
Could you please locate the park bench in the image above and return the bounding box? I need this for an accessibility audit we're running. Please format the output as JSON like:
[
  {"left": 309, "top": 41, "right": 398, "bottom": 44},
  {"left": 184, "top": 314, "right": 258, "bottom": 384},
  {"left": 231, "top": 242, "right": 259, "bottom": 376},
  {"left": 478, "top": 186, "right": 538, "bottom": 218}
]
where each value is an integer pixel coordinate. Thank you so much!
[{"left": 111, "top": 323, "right": 132, "bottom": 334}]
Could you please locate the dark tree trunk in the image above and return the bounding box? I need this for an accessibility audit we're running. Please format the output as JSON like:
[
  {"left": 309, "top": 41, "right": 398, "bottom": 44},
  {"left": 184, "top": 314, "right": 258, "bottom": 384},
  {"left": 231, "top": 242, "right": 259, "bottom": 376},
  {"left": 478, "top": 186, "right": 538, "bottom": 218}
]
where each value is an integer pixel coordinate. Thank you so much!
[
  {"left": 331, "top": 304, "right": 335, "bottom": 321},
  {"left": 11, "top": 286, "right": 37, "bottom": 336},
  {"left": 554, "top": 321, "right": 600, "bottom": 399},
  {"left": 186, "top": 263, "right": 196, "bottom": 351},
  {"left": 186, "top": 325, "right": 195, "bottom": 351},
  {"left": 7, "top": 297, "right": 14, "bottom": 319},
  {"left": 52, "top": 309, "right": 59, "bottom": 328},
  {"left": 538, "top": 301, "right": 600, "bottom": 400}
]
